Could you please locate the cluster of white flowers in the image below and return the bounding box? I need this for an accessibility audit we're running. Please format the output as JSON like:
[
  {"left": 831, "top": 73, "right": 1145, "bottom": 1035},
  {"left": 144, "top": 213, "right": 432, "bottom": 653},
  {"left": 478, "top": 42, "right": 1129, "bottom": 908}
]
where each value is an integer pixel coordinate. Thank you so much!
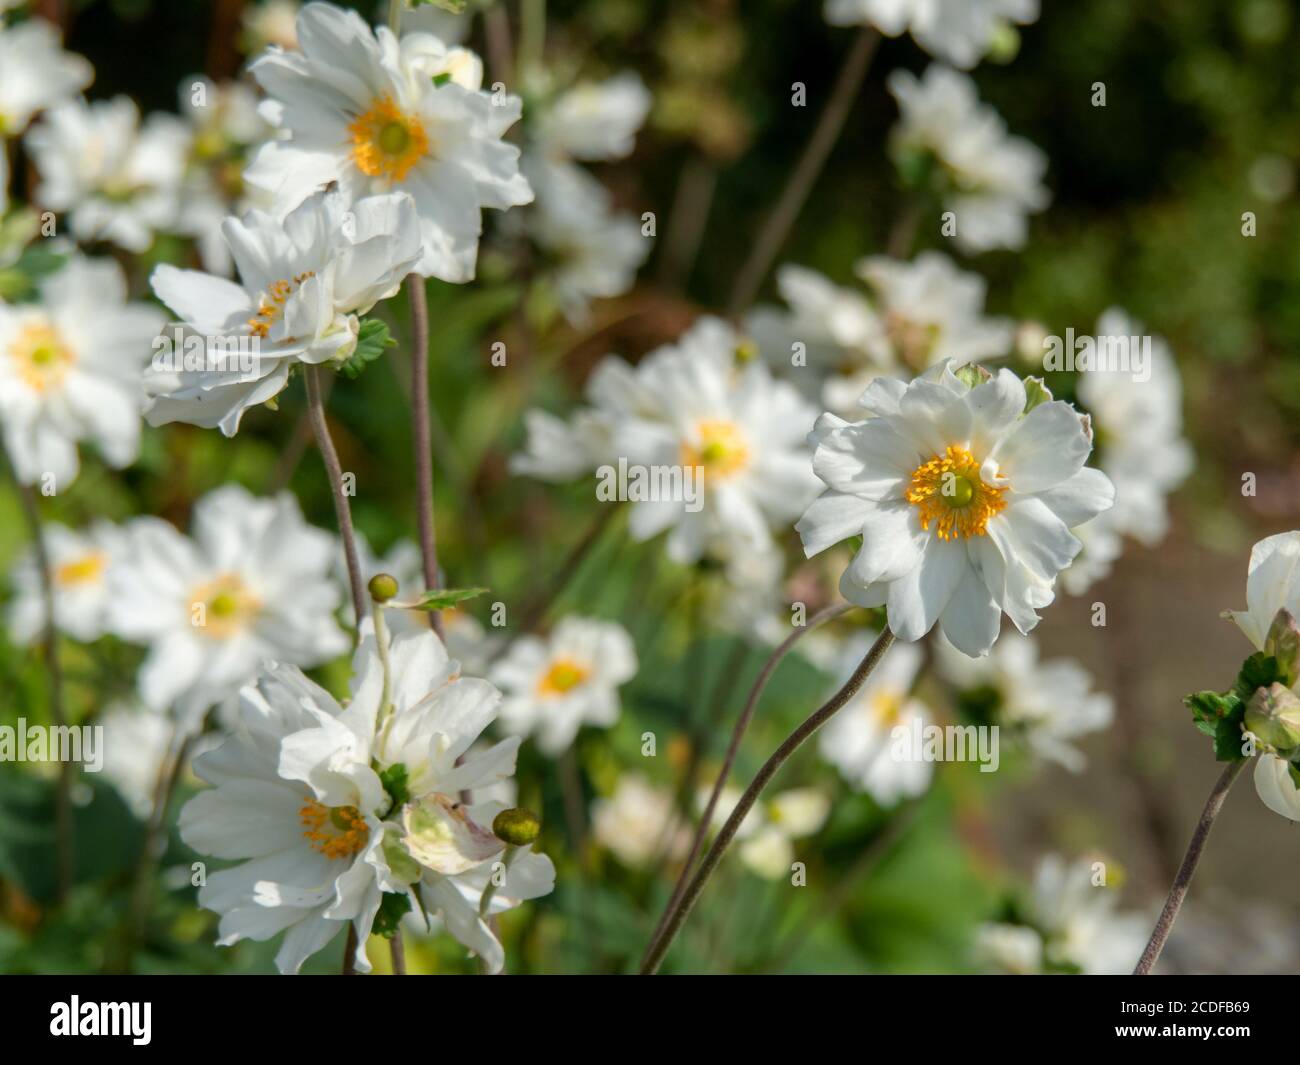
[
  {"left": 976, "top": 855, "right": 1148, "bottom": 974},
  {"left": 179, "top": 620, "right": 553, "bottom": 973},
  {"left": 826, "top": 0, "right": 1039, "bottom": 69}
]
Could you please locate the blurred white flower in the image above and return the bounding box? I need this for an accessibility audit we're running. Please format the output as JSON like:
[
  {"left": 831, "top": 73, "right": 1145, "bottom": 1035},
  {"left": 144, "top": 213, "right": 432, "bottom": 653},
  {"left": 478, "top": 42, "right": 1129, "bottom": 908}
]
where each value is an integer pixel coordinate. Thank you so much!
[
  {"left": 888, "top": 65, "right": 1048, "bottom": 254},
  {"left": 826, "top": 0, "right": 1038, "bottom": 69},
  {"left": 796, "top": 364, "right": 1113, "bottom": 656},
  {"left": 6, "top": 520, "right": 123, "bottom": 644},
  {"left": 26, "top": 96, "right": 188, "bottom": 252},
  {"left": 243, "top": 0, "right": 301, "bottom": 52},
  {"left": 180, "top": 619, "right": 551, "bottom": 974},
  {"left": 749, "top": 254, "right": 1012, "bottom": 416},
  {"left": 819, "top": 635, "right": 933, "bottom": 804},
  {"left": 97, "top": 703, "right": 176, "bottom": 818},
  {"left": 0, "top": 255, "right": 163, "bottom": 488},
  {"left": 0, "top": 16, "right": 92, "bottom": 135},
  {"left": 934, "top": 630, "right": 1112, "bottom": 771},
  {"left": 108, "top": 485, "right": 349, "bottom": 719},
  {"left": 492, "top": 616, "right": 637, "bottom": 756},
  {"left": 518, "top": 317, "right": 820, "bottom": 565},
  {"left": 174, "top": 76, "right": 273, "bottom": 276},
  {"left": 1074, "top": 308, "right": 1192, "bottom": 546},
  {"left": 535, "top": 73, "right": 652, "bottom": 163},
  {"left": 702, "top": 785, "right": 830, "bottom": 879},
  {"left": 246, "top": 1, "right": 531, "bottom": 282},
  {"left": 1224, "top": 531, "right": 1300, "bottom": 653},
  {"left": 980, "top": 854, "right": 1147, "bottom": 974},
  {"left": 592, "top": 774, "right": 688, "bottom": 868},
  {"left": 145, "top": 186, "right": 421, "bottom": 436}
]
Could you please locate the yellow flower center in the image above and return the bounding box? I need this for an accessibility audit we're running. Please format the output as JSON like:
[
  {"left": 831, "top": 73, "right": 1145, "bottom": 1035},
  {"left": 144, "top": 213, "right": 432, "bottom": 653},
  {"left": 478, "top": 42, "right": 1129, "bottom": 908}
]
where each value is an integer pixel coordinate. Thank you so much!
[
  {"left": 681, "top": 419, "right": 750, "bottom": 479},
  {"left": 538, "top": 657, "right": 591, "bottom": 697},
  {"left": 55, "top": 552, "right": 106, "bottom": 587},
  {"left": 905, "top": 445, "right": 1007, "bottom": 540},
  {"left": 247, "top": 271, "right": 316, "bottom": 339},
  {"left": 12, "top": 322, "right": 75, "bottom": 393},
  {"left": 348, "top": 95, "right": 430, "bottom": 182},
  {"left": 300, "top": 798, "right": 370, "bottom": 860},
  {"left": 189, "top": 574, "right": 260, "bottom": 638},
  {"left": 872, "top": 691, "right": 905, "bottom": 726}
]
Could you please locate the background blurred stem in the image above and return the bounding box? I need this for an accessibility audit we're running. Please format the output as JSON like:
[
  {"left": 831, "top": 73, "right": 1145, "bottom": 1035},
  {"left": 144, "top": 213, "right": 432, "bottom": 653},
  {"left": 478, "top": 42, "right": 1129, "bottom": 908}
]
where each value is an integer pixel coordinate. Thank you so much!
[
  {"left": 305, "top": 366, "right": 366, "bottom": 624},
  {"left": 518, "top": 0, "right": 546, "bottom": 83},
  {"left": 646, "top": 602, "right": 853, "bottom": 958},
  {"left": 406, "top": 274, "right": 446, "bottom": 639},
  {"left": 727, "top": 27, "right": 880, "bottom": 316},
  {"left": 1133, "top": 758, "right": 1245, "bottom": 975},
  {"left": 484, "top": 2, "right": 514, "bottom": 86},
  {"left": 641, "top": 625, "right": 893, "bottom": 974},
  {"left": 10, "top": 469, "right": 73, "bottom": 904}
]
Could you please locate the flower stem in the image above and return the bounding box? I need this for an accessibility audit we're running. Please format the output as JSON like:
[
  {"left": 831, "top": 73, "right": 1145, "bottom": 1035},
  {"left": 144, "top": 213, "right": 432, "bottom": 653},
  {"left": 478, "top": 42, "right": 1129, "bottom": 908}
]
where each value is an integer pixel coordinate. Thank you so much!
[
  {"left": 304, "top": 365, "right": 366, "bottom": 625},
  {"left": 1132, "top": 758, "right": 1246, "bottom": 975},
  {"left": 479, "top": 844, "right": 518, "bottom": 918},
  {"left": 726, "top": 27, "right": 881, "bottom": 316},
  {"left": 9, "top": 469, "right": 73, "bottom": 903},
  {"left": 390, "top": 931, "right": 407, "bottom": 975},
  {"left": 388, "top": 0, "right": 403, "bottom": 34},
  {"left": 406, "top": 274, "right": 445, "bottom": 640},
  {"left": 646, "top": 602, "right": 854, "bottom": 955},
  {"left": 640, "top": 626, "right": 895, "bottom": 974}
]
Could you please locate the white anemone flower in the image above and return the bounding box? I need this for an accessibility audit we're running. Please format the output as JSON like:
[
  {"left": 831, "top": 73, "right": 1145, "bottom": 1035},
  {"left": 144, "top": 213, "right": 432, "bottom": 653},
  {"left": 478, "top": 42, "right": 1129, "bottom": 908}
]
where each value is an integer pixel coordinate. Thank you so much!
[
  {"left": 535, "top": 73, "right": 652, "bottom": 163},
  {"left": 1076, "top": 309, "right": 1192, "bottom": 545},
  {"left": 826, "top": 0, "right": 1038, "bottom": 69},
  {"left": 245, "top": 1, "right": 531, "bottom": 282},
  {"left": 0, "top": 255, "right": 164, "bottom": 489},
  {"left": 591, "top": 774, "right": 688, "bottom": 868},
  {"left": 702, "top": 786, "right": 830, "bottom": 879},
  {"left": 979, "top": 854, "right": 1147, "bottom": 975},
  {"left": 107, "top": 485, "right": 349, "bottom": 719},
  {"left": 934, "top": 630, "right": 1112, "bottom": 771},
  {"left": 819, "top": 635, "right": 933, "bottom": 804},
  {"left": 25, "top": 96, "right": 188, "bottom": 252},
  {"left": 541, "top": 317, "right": 820, "bottom": 565},
  {"left": 796, "top": 363, "right": 1115, "bottom": 657},
  {"left": 491, "top": 616, "right": 637, "bottom": 756},
  {"left": 0, "top": 16, "right": 91, "bottom": 136},
  {"left": 145, "top": 186, "right": 422, "bottom": 435},
  {"left": 6, "top": 520, "right": 123, "bottom": 644},
  {"left": 1225, "top": 531, "right": 1300, "bottom": 653},
  {"left": 749, "top": 254, "right": 1013, "bottom": 417},
  {"left": 180, "top": 618, "right": 552, "bottom": 974},
  {"left": 888, "top": 65, "right": 1048, "bottom": 254},
  {"left": 242, "top": 0, "right": 301, "bottom": 53}
]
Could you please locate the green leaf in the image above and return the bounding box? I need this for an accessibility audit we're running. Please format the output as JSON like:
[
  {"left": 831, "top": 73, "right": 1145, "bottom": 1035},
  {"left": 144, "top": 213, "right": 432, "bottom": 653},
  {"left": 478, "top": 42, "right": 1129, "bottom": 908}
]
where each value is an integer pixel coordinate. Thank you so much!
[
  {"left": 432, "top": 72, "right": 453, "bottom": 87},
  {"left": 412, "top": 0, "right": 467, "bottom": 12},
  {"left": 412, "top": 587, "right": 489, "bottom": 610},
  {"left": 379, "top": 763, "right": 410, "bottom": 810},
  {"left": 338, "top": 318, "right": 396, "bottom": 380},
  {"left": 1233, "top": 652, "right": 1281, "bottom": 702},
  {"left": 1186, "top": 689, "right": 1248, "bottom": 760},
  {"left": 372, "top": 891, "right": 413, "bottom": 939}
]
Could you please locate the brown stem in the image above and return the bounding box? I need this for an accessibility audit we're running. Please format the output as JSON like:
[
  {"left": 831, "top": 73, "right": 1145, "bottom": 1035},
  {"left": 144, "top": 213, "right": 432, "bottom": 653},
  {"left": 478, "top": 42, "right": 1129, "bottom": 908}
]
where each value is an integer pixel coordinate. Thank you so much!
[
  {"left": 304, "top": 366, "right": 366, "bottom": 624},
  {"left": 342, "top": 925, "right": 358, "bottom": 976},
  {"left": 646, "top": 602, "right": 853, "bottom": 954},
  {"left": 726, "top": 27, "right": 881, "bottom": 316},
  {"left": 407, "top": 274, "right": 445, "bottom": 640},
  {"left": 1132, "top": 758, "right": 1245, "bottom": 975},
  {"left": 11, "top": 474, "right": 73, "bottom": 903},
  {"left": 640, "top": 627, "right": 895, "bottom": 974},
  {"left": 390, "top": 930, "right": 407, "bottom": 975}
]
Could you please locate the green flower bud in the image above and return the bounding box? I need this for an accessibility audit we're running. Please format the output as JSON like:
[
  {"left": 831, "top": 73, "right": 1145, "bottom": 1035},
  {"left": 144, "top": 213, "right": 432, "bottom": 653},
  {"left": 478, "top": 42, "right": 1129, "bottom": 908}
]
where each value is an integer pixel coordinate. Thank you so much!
[
  {"left": 368, "top": 572, "right": 399, "bottom": 603},
  {"left": 1264, "top": 608, "right": 1300, "bottom": 687},
  {"left": 493, "top": 807, "right": 541, "bottom": 847},
  {"left": 986, "top": 23, "right": 1021, "bottom": 65},
  {"left": 1244, "top": 682, "right": 1300, "bottom": 754}
]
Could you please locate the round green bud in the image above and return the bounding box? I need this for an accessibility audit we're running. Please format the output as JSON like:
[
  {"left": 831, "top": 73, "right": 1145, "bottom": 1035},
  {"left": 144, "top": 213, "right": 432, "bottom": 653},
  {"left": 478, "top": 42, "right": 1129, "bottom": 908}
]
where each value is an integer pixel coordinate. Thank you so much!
[
  {"left": 368, "top": 572, "right": 399, "bottom": 603},
  {"left": 493, "top": 807, "right": 541, "bottom": 848}
]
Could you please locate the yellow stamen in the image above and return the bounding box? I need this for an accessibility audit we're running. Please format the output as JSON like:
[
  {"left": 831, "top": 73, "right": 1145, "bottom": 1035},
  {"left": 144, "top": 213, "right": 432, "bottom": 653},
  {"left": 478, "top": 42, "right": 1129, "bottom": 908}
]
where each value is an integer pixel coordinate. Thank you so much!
[
  {"left": 12, "top": 321, "right": 75, "bottom": 393},
  {"left": 681, "top": 419, "right": 750, "bottom": 480},
  {"left": 348, "top": 95, "right": 430, "bottom": 182},
  {"left": 905, "top": 445, "right": 1007, "bottom": 540},
  {"left": 538, "top": 657, "right": 591, "bottom": 697},
  {"left": 55, "top": 553, "right": 106, "bottom": 586},
  {"left": 189, "top": 574, "right": 260, "bottom": 638},
  {"left": 300, "top": 798, "right": 369, "bottom": 860},
  {"left": 246, "top": 271, "right": 316, "bottom": 339}
]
